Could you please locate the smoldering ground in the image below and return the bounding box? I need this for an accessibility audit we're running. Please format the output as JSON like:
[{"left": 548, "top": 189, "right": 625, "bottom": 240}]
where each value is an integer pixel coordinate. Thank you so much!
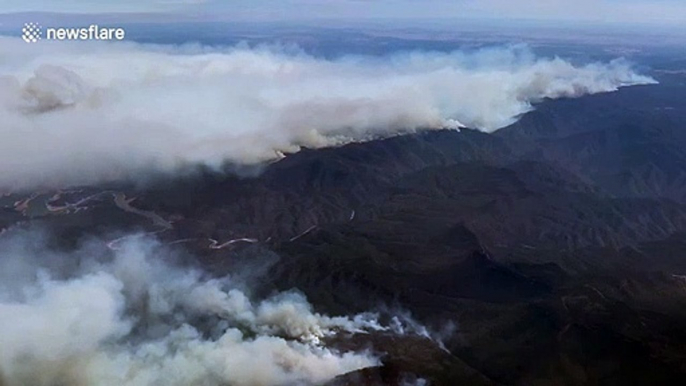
[{"left": 0, "top": 37, "right": 655, "bottom": 190}]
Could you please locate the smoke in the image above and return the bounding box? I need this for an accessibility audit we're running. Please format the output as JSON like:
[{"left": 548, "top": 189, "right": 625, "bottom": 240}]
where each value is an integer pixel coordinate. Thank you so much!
[
  {"left": 0, "top": 37, "right": 655, "bottom": 190},
  {"left": 0, "top": 229, "right": 395, "bottom": 386}
]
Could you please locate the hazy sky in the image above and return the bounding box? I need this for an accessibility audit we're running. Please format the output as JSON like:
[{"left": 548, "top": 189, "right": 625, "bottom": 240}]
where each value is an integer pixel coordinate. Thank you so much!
[{"left": 1, "top": 0, "right": 685, "bottom": 25}]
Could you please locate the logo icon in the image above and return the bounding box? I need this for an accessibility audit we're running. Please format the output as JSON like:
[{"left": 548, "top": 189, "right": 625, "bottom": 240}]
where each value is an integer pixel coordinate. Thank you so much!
[{"left": 22, "top": 22, "right": 42, "bottom": 43}]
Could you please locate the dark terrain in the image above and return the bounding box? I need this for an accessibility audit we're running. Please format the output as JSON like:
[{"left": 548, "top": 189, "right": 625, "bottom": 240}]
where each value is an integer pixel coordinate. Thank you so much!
[{"left": 2, "top": 70, "right": 686, "bottom": 385}]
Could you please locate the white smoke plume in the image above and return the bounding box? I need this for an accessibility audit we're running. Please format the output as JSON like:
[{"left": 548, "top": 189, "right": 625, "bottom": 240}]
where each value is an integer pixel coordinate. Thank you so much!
[
  {"left": 0, "top": 229, "right": 391, "bottom": 386},
  {"left": 0, "top": 37, "right": 655, "bottom": 190}
]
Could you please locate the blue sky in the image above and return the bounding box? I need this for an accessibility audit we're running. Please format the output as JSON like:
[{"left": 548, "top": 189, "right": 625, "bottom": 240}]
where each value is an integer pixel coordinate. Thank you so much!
[{"left": 1, "top": 0, "right": 685, "bottom": 25}]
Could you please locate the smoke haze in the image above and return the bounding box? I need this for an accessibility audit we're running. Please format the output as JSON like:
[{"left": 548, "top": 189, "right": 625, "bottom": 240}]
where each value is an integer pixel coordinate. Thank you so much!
[
  {"left": 0, "top": 37, "right": 655, "bottom": 190},
  {"left": 0, "top": 229, "right": 391, "bottom": 386}
]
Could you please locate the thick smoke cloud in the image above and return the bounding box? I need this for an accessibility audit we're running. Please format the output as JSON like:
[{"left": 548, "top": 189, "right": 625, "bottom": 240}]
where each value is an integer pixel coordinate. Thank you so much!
[
  {"left": 0, "top": 37, "right": 655, "bottom": 190},
  {"left": 0, "top": 229, "right": 391, "bottom": 386}
]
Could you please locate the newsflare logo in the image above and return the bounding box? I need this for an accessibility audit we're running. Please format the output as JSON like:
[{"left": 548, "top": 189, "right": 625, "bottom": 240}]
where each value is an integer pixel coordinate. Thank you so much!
[
  {"left": 22, "top": 22, "right": 41, "bottom": 43},
  {"left": 21, "top": 22, "right": 126, "bottom": 43}
]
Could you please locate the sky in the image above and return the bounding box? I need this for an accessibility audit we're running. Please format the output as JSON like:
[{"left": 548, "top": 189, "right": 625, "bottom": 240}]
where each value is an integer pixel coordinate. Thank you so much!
[{"left": 1, "top": 0, "right": 685, "bottom": 26}]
